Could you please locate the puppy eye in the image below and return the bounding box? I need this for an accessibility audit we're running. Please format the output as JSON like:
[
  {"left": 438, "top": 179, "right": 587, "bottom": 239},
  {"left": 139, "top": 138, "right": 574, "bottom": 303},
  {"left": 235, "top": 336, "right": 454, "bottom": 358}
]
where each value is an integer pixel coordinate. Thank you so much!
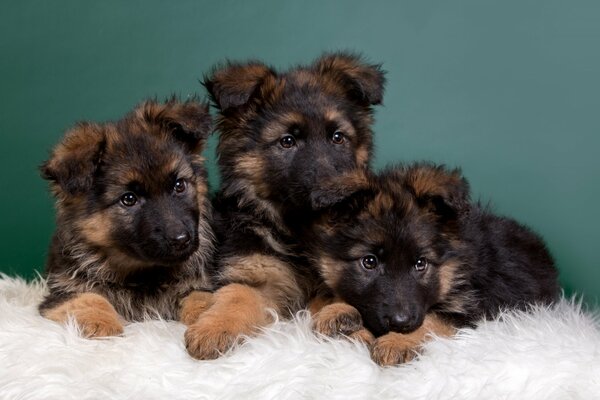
[
  {"left": 174, "top": 178, "right": 186, "bottom": 193},
  {"left": 361, "top": 254, "right": 378, "bottom": 270},
  {"left": 121, "top": 192, "right": 138, "bottom": 207},
  {"left": 280, "top": 135, "right": 296, "bottom": 149},
  {"left": 415, "top": 257, "right": 429, "bottom": 271},
  {"left": 331, "top": 131, "right": 345, "bottom": 145}
]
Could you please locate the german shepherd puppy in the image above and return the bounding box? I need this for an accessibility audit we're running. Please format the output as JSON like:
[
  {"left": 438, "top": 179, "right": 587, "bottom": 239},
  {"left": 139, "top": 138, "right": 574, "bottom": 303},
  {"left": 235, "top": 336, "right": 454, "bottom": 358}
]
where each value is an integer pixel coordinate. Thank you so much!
[
  {"left": 39, "top": 98, "right": 216, "bottom": 337},
  {"left": 310, "top": 163, "right": 560, "bottom": 365},
  {"left": 184, "top": 53, "right": 385, "bottom": 359}
]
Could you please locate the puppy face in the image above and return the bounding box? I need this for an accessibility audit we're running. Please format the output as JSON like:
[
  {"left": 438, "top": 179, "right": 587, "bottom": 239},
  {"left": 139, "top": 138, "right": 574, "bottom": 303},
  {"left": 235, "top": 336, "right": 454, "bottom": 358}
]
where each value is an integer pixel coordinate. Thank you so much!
[
  {"left": 315, "top": 164, "right": 470, "bottom": 336},
  {"left": 42, "top": 99, "right": 212, "bottom": 269},
  {"left": 205, "top": 53, "right": 385, "bottom": 210}
]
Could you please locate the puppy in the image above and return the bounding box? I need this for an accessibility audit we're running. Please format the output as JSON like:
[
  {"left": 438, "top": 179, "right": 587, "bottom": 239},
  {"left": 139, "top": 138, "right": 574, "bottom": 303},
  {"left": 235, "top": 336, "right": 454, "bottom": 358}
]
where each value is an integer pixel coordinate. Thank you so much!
[
  {"left": 39, "top": 98, "right": 216, "bottom": 337},
  {"left": 310, "top": 163, "right": 560, "bottom": 365},
  {"left": 184, "top": 52, "right": 385, "bottom": 359}
]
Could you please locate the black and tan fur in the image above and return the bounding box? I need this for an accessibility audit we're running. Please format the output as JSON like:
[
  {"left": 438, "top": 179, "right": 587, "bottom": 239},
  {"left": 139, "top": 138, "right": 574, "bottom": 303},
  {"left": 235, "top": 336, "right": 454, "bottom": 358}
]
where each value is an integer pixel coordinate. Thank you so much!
[
  {"left": 310, "top": 163, "right": 560, "bottom": 365},
  {"left": 39, "top": 98, "right": 216, "bottom": 337},
  {"left": 184, "top": 52, "right": 385, "bottom": 359}
]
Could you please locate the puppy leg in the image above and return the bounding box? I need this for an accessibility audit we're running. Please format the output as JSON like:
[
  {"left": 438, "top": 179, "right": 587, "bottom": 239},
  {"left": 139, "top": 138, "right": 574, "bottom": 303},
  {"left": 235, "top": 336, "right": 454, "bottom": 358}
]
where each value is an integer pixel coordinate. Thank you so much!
[
  {"left": 371, "top": 314, "right": 456, "bottom": 366},
  {"left": 179, "top": 290, "right": 215, "bottom": 326},
  {"left": 185, "top": 254, "right": 303, "bottom": 360},
  {"left": 309, "top": 296, "right": 375, "bottom": 346},
  {"left": 185, "top": 283, "right": 272, "bottom": 360},
  {"left": 42, "top": 292, "right": 124, "bottom": 338},
  {"left": 311, "top": 300, "right": 363, "bottom": 337}
]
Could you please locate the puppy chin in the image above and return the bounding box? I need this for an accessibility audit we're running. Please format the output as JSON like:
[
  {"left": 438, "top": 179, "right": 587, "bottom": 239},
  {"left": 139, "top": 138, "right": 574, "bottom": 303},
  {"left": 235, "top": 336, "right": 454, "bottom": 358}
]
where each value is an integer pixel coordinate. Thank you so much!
[
  {"left": 364, "top": 320, "right": 390, "bottom": 338},
  {"left": 134, "top": 239, "right": 200, "bottom": 266},
  {"left": 159, "top": 242, "right": 200, "bottom": 265}
]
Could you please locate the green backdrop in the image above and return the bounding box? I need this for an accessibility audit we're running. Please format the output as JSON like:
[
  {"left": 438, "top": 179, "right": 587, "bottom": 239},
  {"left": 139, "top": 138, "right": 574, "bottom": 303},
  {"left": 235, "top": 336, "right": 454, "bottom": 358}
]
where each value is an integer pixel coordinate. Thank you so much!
[{"left": 1, "top": 1, "right": 598, "bottom": 304}]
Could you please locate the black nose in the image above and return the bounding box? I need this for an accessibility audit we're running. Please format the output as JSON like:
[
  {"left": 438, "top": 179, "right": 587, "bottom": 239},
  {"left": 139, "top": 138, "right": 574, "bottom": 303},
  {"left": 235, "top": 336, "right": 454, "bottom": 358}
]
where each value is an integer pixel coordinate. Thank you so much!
[
  {"left": 169, "top": 231, "right": 191, "bottom": 250},
  {"left": 385, "top": 312, "right": 417, "bottom": 334}
]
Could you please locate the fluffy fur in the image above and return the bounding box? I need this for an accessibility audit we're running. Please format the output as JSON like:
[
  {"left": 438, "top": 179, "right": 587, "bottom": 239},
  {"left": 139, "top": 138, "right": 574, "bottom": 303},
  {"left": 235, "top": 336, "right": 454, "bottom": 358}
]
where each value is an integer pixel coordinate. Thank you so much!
[
  {"left": 39, "top": 98, "right": 216, "bottom": 335},
  {"left": 310, "top": 163, "right": 560, "bottom": 365},
  {"left": 1, "top": 275, "right": 599, "bottom": 400},
  {"left": 184, "top": 52, "right": 386, "bottom": 359}
]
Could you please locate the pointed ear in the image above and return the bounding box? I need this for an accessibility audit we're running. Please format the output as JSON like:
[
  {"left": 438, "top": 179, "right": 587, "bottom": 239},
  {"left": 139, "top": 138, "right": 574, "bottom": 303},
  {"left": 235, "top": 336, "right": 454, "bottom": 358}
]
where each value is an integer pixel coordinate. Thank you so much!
[
  {"left": 139, "top": 98, "right": 212, "bottom": 153},
  {"left": 314, "top": 52, "right": 386, "bottom": 106},
  {"left": 398, "top": 163, "right": 470, "bottom": 219},
  {"left": 322, "top": 184, "right": 377, "bottom": 229},
  {"left": 41, "top": 122, "right": 105, "bottom": 196},
  {"left": 310, "top": 169, "right": 371, "bottom": 210},
  {"left": 203, "top": 62, "right": 276, "bottom": 112}
]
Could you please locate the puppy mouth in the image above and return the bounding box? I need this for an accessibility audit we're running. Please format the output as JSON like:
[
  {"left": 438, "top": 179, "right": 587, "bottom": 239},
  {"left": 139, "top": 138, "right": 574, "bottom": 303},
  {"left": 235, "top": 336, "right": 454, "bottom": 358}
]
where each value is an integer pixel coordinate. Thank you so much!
[
  {"left": 284, "top": 184, "right": 324, "bottom": 210},
  {"left": 161, "top": 239, "right": 200, "bottom": 263},
  {"left": 134, "top": 236, "right": 200, "bottom": 265}
]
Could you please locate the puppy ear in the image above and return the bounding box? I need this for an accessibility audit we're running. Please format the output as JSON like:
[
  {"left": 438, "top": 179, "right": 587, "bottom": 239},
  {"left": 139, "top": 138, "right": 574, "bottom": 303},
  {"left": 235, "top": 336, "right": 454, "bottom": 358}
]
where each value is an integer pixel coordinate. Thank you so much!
[
  {"left": 398, "top": 163, "right": 470, "bottom": 219},
  {"left": 204, "top": 62, "right": 276, "bottom": 112},
  {"left": 314, "top": 52, "right": 386, "bottom": 106},
  {"left": 140, "top": 98, "right": 212, "bottom": 153},
  {"left": 41, "top": 122, "right": 105, "bottom": 196},
  {"left": 320, "top": 183, "right": 377, "bottom": 230},
  {"left": 310, "top": 169, "right": 372, "bottom": 210}
]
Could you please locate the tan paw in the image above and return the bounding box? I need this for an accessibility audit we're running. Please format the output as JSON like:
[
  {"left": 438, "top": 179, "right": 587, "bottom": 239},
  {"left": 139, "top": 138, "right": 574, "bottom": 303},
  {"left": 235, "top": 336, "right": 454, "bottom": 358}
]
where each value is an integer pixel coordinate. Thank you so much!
[
  {"left": 348, "top": 328, "right": 376, "bottom": 347},
  {"left": 76, "top": 310, "right": 124, "bottom": 338},
  {"left": 313, "top": 303, "right": 364, "bottom": 338},
  {"left": 42, "top": 292, "right": 124, "bottom": 338},
  {"left": 371, "top": 332, "right": 419, "bottom": 366},
  {"left": 179, "top": 291, "right": 215, "bottom": 326},
  {"left": 184, "top": 283, "right": 270, "bottom": 360},
  {"left": 185, "top": 314, "right": 252, "bottom": 360}
]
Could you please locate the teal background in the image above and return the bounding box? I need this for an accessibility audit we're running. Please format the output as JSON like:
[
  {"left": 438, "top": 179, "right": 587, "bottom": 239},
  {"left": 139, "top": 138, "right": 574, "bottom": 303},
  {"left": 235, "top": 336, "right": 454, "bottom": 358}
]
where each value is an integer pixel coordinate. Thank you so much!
[{"left": 1, "top": 1, "right": 598, "bottom": 304}]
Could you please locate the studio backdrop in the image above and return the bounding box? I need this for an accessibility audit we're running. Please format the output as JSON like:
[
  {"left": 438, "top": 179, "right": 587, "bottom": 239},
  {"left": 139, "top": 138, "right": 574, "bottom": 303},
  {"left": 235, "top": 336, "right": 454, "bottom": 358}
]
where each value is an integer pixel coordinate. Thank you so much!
[{"left": 1, "top": 0, "right": 598, "bottom": 303}]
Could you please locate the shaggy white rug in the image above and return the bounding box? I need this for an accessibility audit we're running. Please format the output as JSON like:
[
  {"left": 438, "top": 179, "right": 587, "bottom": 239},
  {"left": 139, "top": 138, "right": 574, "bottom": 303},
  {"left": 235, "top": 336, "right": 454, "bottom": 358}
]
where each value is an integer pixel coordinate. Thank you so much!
[{"left": 1, "top": 276, "right": 599, "bottom": 400}]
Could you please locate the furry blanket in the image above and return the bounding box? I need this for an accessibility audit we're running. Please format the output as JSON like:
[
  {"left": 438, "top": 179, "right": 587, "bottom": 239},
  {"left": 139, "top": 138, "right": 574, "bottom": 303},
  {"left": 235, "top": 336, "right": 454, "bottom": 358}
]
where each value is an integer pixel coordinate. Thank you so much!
[{"left": 1, "top": 276, "right": 599, "bottom": 400}]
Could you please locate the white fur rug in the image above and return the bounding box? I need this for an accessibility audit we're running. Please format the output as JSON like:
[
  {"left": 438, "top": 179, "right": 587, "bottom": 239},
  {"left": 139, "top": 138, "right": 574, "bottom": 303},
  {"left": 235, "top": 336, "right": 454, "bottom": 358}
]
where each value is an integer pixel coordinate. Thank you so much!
[{"left": 1, "top": 276, "right": 599, "bottom": 400}]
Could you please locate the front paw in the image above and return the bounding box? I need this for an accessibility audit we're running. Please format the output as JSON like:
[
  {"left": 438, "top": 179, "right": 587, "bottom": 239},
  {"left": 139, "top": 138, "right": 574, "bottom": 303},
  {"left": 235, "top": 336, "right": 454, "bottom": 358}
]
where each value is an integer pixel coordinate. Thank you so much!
[
  {"left": 371, "top": 333, "right": 418, "bottom": 366},
  {"left": 313, "top": 303, "right": 364, "bottom": 338},
  {"left": 42, "top": 292, "right": 124, "bottom": 339},
  {"left": 184, "top": 314, "right": 251, "bottom": 360},
  {"left": 349, "top": 328, "right": 376, "bottom": 347},
  {"left": 77, "top": 311, "right": 124, "bottom": 338},
  {"left": 179, "top": 291, "right": 215, "bottom": 326}
]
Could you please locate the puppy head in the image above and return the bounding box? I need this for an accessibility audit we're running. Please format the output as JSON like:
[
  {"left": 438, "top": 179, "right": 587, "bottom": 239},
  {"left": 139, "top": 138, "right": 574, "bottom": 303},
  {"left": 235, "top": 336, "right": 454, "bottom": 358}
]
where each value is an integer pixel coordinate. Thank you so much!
[
  {"left": 205, "top": 52, "right": 385, "bottom": 210},
  {"left": 313, "top": 163, "right": 470, "bottom": 336},
  {"left": 42, "top": 98, "right": 213, "bottom": 268}
]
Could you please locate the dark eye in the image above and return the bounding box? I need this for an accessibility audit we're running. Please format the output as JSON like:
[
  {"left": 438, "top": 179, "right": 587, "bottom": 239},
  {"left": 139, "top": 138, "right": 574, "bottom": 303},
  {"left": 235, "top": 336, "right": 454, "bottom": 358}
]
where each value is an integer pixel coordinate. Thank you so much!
[
  {"left": 331, "top": 131, "right": 345, "bottom": 144},
  {"left": 280, "top": 135, "right": 296, "bottom": 148},
  {"left": 415, "top": 257, "right": 429, "bottom": 272},
  {"left": 361, "top": 254, "right": 378, "bottom": 270},
  {"left": 174, "top": 178, "right": 186, "bottom": 193},
  {"left": 121, "top": 192, "right": 137, "bottom": 207}
]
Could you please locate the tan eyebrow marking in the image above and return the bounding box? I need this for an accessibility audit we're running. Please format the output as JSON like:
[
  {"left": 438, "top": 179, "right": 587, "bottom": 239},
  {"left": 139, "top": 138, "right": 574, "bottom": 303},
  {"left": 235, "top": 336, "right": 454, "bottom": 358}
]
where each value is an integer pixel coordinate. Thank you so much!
[
  {"left": 324, "top": 108, "right": 356, "bottom": 138},
  {"left": 261, "top": 112, "right": 304, "bottom": 142}
]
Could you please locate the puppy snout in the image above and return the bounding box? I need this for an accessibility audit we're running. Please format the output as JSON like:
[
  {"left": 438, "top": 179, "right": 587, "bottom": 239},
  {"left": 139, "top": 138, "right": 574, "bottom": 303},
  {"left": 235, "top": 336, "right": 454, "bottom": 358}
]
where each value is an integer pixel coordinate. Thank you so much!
[
  {"left": 384, "top": 312, "right": 420, "bottom": 334},
  {"left": 168, "top": 230, "right": 191, "bottom": 250}
]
